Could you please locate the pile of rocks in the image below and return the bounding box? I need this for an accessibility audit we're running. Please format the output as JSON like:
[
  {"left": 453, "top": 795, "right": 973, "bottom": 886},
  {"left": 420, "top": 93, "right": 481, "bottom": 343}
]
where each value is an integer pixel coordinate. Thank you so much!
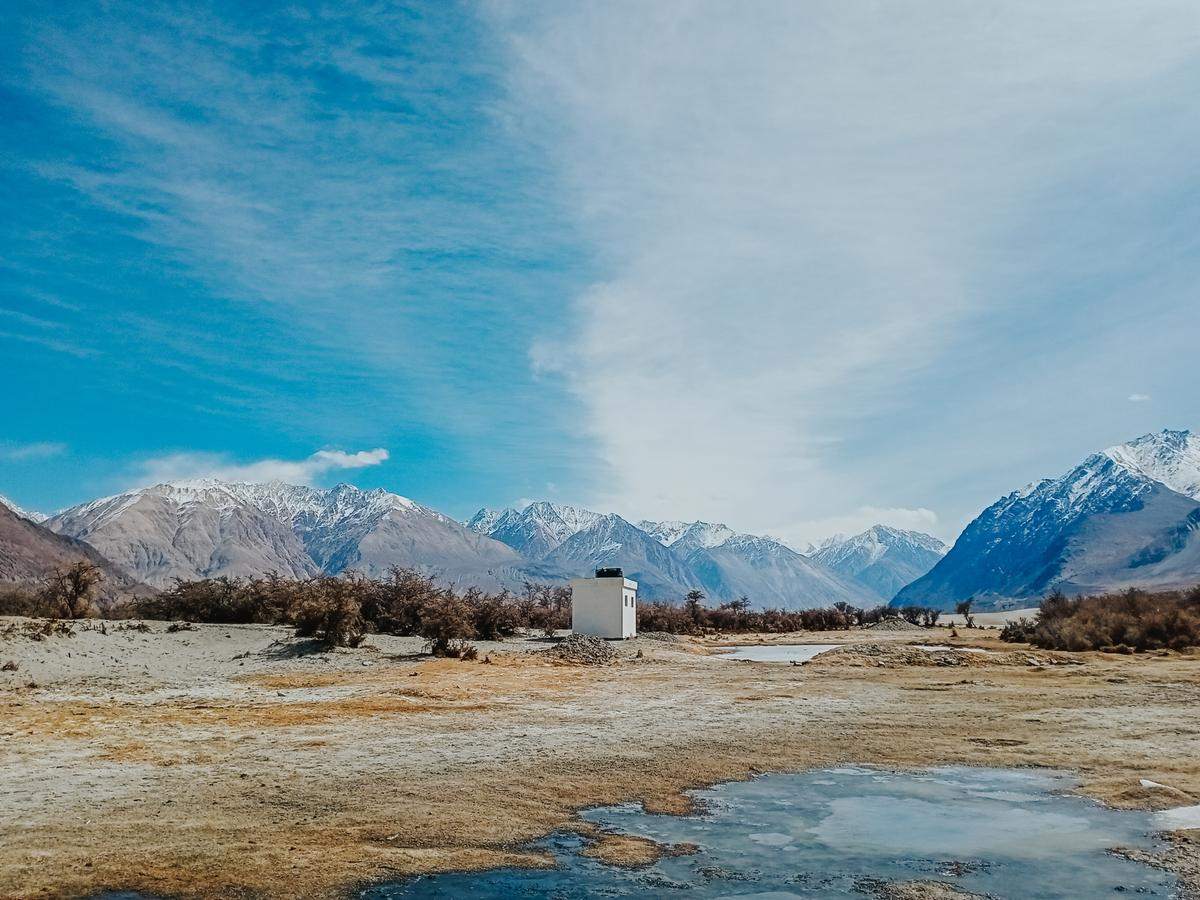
[
  {"left": 541, "top": 633, "right": 619, "bottom": 666},
  {"left": 867, "top": 617, "right": 926, "bottom": 632}
]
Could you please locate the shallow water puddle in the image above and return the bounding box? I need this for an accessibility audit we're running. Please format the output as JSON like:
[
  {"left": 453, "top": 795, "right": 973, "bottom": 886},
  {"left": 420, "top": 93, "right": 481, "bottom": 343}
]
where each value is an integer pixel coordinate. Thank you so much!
[
  {"left": 718, "top": 644, "right": 840, "bottom": 663},
  {"left": 367, "top": 766, "right": 1178, "bottom": 899}
]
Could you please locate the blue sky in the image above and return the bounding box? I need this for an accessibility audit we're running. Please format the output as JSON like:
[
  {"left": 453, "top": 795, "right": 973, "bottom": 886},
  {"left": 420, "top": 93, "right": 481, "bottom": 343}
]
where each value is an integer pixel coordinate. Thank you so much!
[{"left": 2, "top": 0, "right": 1198, "bottom": 544}]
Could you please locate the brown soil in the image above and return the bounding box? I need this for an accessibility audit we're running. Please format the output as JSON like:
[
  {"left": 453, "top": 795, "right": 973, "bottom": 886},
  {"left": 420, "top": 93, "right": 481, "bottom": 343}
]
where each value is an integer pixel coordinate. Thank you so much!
[{"left": 1, "top": 621, "right": 1198, "bottom": 899}]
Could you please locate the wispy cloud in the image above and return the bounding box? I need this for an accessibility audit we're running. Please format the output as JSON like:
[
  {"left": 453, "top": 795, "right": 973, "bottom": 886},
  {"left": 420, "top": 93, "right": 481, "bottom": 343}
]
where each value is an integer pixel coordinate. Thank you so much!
[
  {"left": 8, "top": 2, "right": 584, "bottom": 452},
  {"left": 1128, "top": 394, "right": 1152, "bottom": 403},
  {"left": 0, "top": 441, "right": 68, "bottom": 462},
  {"left": 488, "top": 0, "right": 1200, "bottom": 538},
  {"left": 132, "top": 448, "right": 390, "bottom": 487}
]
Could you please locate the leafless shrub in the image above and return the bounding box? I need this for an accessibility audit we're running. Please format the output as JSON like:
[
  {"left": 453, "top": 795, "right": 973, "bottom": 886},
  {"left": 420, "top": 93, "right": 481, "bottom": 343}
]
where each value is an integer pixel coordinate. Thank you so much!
[
  {"left": 293, "top": 577, "right": 366, "bottom": 648},
  {"left": 1000, "top": 587, "right": 1200, "bottom": 652},
  {"left": 416, "top": 594, "right": 474, "bottom": 656}
]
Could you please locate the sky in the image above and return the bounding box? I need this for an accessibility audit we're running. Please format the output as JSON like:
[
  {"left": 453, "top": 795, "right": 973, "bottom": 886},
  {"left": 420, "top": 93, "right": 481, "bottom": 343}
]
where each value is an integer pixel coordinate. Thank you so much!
[{"left": 2, "top": 0, "right": 1198, "bottom": 545}]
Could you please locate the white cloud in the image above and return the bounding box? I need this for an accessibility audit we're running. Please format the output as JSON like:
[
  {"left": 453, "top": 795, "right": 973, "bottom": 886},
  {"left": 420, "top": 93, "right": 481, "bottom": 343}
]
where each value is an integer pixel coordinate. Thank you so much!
[
  {"left": 133, "top": 448, "right": 389, "bottom": 487},
  {"left": 487, "top": 0, "right": 1200, "bottom": 534},
  {"left": 0, "top": 441, "right": 67, "bottom": 462},
  {"left": 1128, "top": 394, "right": 1151, "bottom": 403}
]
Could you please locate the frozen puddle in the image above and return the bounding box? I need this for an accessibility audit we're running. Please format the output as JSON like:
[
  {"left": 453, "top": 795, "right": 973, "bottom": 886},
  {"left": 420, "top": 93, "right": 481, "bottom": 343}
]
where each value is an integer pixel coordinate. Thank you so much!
[
  {"left": 717, "top": 643, "right": 993, "bottom": 663},
  {"left": 1155, "top": 804, "right": 1200, "bottom": 831},
  {"left": 368, "top": 767, "right": 1178, "bottom": 899},
  {"left": 718, "top": 644, "right": 840, "bottom": 663}
]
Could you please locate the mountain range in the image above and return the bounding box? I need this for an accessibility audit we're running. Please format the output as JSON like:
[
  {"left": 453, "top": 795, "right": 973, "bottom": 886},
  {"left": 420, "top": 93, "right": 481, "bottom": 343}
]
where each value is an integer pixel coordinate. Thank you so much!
[
  {"left": 45, "top": 480, "right": 535, "bottom": 592},
  {"left": 466, "top": 502, "right": 910, "bottom": 607},
  {"left": 7, "top": 428, "right": 1196, "bottom": 613},
  {"left": 894, "top": 429, "right": 1200, "bottom": 610}
]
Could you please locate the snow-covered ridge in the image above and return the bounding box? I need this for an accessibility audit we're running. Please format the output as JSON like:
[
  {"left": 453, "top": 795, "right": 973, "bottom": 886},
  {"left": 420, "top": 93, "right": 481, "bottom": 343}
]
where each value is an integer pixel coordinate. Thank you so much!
[
  {"left": 60, "top": 479, "right": 423, "bottom": 533},
  {"left": 1102, "top": 429, "right": 1200, "bottom": 501},
  {"left": 0, "top": 493, "right": 47, "bottom": 523},
  {"left": 639, "top": 519, "right": 738, "bottom": 549},
  {"left": 816, "top": 525, "right": 946, "bottom": 570}
]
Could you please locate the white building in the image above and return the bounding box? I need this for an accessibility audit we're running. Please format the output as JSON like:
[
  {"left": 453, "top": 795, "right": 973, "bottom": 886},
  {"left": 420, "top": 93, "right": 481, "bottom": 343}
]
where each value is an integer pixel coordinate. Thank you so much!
[{"left": 570, "top": 568, "right": 637, "bottom": 639}]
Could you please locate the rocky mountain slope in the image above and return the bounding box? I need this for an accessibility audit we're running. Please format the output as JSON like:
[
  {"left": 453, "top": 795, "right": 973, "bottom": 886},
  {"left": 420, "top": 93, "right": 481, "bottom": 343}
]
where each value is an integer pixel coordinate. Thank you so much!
[
  {"left": 0, "top": 503, "right": 145, "bottom": 602},
  {"left": 470, "top": 503, "right": 870, "bottom": 607},
  {"left": 893, "top": 430, "right": 1200, "bottom": 610},
  {"left": 48, "top": 480, "right": 530, "bottom": 590},
  {"left": 0, "top": 494, "right": 47, "bottom": 524},
  {"left": 813, "top": 525, "right": 946, "bottom": 602},
  {"left": 467, "top": 502, "right": 603, "bottom": 559}
]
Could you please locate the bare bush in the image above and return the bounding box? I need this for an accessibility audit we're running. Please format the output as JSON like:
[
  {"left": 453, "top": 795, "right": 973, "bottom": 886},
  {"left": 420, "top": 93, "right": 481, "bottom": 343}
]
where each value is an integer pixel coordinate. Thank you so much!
[
  {"left": 999, "top": 587, "right": 1200, "bottom": 652},
  {"left": 293, "top": 577, "right": 366, "bottom": 648}
]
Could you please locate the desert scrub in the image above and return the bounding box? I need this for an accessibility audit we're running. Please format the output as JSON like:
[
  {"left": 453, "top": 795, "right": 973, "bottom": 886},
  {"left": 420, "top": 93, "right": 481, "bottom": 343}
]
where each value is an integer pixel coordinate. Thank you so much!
[{"left": 1000, "top": 587, "right": 1200, "bottom": 652}]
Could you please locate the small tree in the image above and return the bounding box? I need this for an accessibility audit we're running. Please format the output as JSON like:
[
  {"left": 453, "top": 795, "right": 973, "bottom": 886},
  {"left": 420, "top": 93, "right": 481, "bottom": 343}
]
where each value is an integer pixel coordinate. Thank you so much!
[
  {"left": 294, "top": 577, "right": 365, "bottom": 648},
  {"left": 684, "top": 589, "right": 705, "bottom": 623},
  {"left": 417, "top": 593, "right": 475, "bottom": 657},
  {"left": 955, "top": 598, "right": 975, "bottom": 628},
  {"left": 42, "top": 561, "right": 103, "bottom": 619}
]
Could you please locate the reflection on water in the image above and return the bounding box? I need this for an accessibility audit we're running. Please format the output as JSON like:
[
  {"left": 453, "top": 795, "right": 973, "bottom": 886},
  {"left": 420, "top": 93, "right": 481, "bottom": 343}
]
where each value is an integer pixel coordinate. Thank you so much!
[{"left": 366, "top": 767, "right": 1177, "bottom": 899}]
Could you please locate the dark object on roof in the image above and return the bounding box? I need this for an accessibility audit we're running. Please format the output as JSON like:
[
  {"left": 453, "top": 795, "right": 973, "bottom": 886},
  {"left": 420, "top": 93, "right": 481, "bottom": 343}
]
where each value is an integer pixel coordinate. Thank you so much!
[{"left": 595, "top": 566, "right": 624, "bottom": 579}]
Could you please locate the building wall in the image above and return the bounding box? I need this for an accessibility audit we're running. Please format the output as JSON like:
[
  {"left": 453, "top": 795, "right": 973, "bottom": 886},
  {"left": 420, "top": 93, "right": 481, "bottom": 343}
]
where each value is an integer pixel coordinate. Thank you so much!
[{"left": 570, "top": 576, "right": 637, "bottom": 639}]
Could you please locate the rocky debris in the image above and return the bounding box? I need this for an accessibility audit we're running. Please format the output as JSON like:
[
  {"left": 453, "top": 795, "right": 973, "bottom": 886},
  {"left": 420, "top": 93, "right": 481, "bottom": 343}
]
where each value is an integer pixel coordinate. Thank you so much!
[
  {"left": 856, "top": 878, "right": 987, "bottom": 899},
  {"left": 810, "top": 643, "right": 1078, "bottom": 669},
  {"left": 541, "top": 633, "right": 618, "bottom": 666},
  {"left": 868, "top": 618, "right": 928, "bottom": 632},
  {"left": 637, "top": 631, "right": 683, "bottom": 643}
]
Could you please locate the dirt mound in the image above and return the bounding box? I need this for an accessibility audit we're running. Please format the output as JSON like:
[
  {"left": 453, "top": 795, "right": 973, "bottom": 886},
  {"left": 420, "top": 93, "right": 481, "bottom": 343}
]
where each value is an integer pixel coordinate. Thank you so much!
[
  {"left": 867, "top": 618, "right": 927, "bottom": 632},
  {"left": 636, "top": 632, "right": 683, "bottom": 643},
  {"left": 541, "top": 634, "right": 619, "bottom": 666}
]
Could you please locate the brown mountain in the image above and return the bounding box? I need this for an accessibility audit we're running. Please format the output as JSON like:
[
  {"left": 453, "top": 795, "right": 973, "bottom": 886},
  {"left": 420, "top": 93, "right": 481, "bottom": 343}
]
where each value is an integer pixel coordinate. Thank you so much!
[{"left": 0, "top": 503, "right": 148, "bottom": 604}]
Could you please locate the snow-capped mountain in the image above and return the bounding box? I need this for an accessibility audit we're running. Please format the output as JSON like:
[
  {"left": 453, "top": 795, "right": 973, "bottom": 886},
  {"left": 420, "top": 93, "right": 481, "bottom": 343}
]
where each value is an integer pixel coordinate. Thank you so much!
[
  {"left": 638, "top": 519, "right": 737, "bottom": 551},
  {"left": 0, "top": 494, "right": 47, "bottom": 524},
  {"left": 813, "top": 526, "right": 946, "bottom": 602},
  {"left": 49, "top": 480, "right": 527, "bottom": 589},
  {"left": 894, "top": 429, "right": 1200, "bottom": 610},
  {"left": 467, "top": 501, "right": 603, "bottom": 559},
  {"left": 471, "top": 503, "right": 871, "bottom": 607},
  {"left": 542, "top": 513, "right": 698, "bottom": 599}
]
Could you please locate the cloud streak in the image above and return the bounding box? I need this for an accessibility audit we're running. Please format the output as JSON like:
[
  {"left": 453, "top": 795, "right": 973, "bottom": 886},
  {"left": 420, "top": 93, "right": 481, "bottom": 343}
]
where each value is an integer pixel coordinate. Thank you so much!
[
  {"left": 132, "top": 448, "right": 390, "bottom": 488},
  {"left": 0, "top": 442, "right": 68, "bottom": 462},
  {"left": 488, "top": 0, "right": 1200, "bottom": 541}
]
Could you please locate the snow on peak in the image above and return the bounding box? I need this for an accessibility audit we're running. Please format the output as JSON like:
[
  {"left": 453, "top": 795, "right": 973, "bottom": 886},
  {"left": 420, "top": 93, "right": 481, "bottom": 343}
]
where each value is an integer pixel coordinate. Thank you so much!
[
  {"left": 465, "top": 507, "right": 514, "bottom": 533},
  {"left": 638, "top": 519, "right": 738, "bottom": 549},
  {"left": 1101, "top": 429, "right": 1200, "bottom": 500},
  {"left": 56, "top": 478, "right": 424, "bottom": 532},
  {"left": 0, "top": 493, "right": 47, "bottom": 523},
  {"left": 815, "top": 526, "right": 947, "bottom": 569}
]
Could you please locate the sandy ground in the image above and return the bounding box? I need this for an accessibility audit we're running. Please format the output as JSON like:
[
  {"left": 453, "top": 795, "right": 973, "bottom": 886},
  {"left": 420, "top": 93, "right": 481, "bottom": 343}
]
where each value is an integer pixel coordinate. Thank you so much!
[
  {"left": 1, "top": 616, "right": 1198, "bottom": 899},
  {"left": 938, "top": 608, "right": 1039, "bottom": 628}
]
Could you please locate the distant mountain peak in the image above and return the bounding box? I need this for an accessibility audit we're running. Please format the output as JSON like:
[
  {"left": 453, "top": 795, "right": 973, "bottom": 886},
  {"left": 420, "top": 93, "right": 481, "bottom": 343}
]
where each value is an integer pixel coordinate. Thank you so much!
[
  {"left": 813, "top": 525, "right": 947, "bottom": 603},
  {"left": 639, "top": 519, "right": 737, "bottom": 550}
]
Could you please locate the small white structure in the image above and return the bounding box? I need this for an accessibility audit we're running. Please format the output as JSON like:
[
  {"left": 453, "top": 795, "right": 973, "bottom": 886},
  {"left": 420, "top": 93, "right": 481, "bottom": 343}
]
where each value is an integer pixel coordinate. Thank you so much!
[{"left": 570, "top": 568, "right": 637, "bottom": 639}]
